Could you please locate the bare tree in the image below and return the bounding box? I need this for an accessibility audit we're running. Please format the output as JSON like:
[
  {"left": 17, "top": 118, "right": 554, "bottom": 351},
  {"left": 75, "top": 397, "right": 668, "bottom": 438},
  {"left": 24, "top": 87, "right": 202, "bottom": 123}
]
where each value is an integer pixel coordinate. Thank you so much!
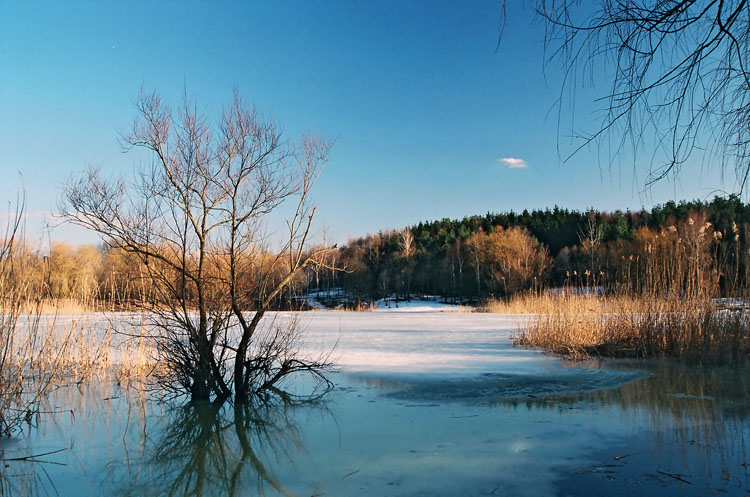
[
  {"left": 399, "top": 227, "right": 415, "bottom": 258},
  {"left": 466, "top": 230, "right": 488, "bottom": 299},
  {"left": 399, "top": 228, "right": 415, "bottom": 299},
  {"left": 579, "top": 209, "right": 604, "bottom": 279},
  {"left": 61, "top": 89, "right": 335, "bottom": 403},
  {"left": 517, "top": 1, "right": 750, "bottom": 189},
  {"left": 450, "top": 237, "right": 466, "bottom": 299}
]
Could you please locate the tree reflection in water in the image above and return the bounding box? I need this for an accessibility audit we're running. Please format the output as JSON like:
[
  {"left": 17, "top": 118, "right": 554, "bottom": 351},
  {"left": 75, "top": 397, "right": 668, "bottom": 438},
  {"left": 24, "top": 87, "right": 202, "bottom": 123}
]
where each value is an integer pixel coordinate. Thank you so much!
[
  {"left": 114, "top": 397, "right": 327, "bottom": 497},
  {"left": 7, "top": 360, "right": 750, "bottom": 496}
]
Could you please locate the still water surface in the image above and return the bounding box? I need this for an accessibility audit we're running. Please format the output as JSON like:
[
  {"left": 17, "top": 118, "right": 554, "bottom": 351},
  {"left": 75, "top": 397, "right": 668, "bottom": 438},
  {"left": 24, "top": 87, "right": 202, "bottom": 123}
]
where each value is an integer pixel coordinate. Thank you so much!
[{"left": 2, "top": 311, "right": 749, "bottom": 496}]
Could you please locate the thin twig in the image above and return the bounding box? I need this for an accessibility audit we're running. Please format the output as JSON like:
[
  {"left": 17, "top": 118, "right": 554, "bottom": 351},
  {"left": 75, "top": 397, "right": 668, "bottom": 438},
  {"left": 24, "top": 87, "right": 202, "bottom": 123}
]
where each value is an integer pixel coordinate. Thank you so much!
[
  {"left": 3, "top": 447, "right": 68, "bottom": 462},
  {"left": 656, "top": 470, "right": 693, "bottom": 484}
]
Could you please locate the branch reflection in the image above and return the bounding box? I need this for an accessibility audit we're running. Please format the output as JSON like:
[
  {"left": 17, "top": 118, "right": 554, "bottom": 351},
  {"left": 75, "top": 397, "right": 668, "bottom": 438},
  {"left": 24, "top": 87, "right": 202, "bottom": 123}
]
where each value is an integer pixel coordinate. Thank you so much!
[{"left": 114, "top": 397, "right": 328, "bottom": 497}]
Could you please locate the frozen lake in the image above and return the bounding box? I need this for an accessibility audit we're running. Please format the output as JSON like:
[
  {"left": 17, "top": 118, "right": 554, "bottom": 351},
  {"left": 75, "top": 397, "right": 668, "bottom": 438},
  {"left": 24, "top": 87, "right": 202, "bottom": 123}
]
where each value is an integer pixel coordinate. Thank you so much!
[{"left": 3, "top": 309, "right": 749, "bottom": 496}]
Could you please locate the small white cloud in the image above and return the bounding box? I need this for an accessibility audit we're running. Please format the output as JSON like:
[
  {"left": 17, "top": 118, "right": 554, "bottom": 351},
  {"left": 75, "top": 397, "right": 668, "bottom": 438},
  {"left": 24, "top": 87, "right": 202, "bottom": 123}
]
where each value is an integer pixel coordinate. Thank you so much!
[{"left": 498, "top": 157, "right": 528, "bottom": 169}]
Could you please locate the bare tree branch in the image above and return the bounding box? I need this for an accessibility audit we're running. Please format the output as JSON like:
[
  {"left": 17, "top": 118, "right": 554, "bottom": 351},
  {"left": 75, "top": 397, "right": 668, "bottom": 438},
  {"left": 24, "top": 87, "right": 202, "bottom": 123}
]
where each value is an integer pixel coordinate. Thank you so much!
[{"left": 510, "top": 1, "right": 750, "bottom": 190}]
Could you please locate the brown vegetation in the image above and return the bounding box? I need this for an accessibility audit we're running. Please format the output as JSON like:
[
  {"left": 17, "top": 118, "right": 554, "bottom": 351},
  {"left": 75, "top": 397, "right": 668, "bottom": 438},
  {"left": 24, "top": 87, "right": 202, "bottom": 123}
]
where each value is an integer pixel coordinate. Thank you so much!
[
  {"left": 0, "top": 196, "right": 157, "bottom": 436},
  {"left": 498, "top": 213, "right": 750, "bottom": 363},
  {"left": 466, "top": 227, "right": 550, "bottom": 296},
  {"left": 508, "top": 294, "right": 749, "bottom": 364}
]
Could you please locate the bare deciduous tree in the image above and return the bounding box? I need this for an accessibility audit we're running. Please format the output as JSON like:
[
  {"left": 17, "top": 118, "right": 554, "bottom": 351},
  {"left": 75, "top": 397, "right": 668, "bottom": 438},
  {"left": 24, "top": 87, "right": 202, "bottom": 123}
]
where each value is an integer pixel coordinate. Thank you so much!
[
  {"left": 466, "top": 230, "right": 487, "bottom": 298},
  {"left": 399, "top": 228, "right": 415, "bottom": 299},
  {"left": 516, "top": 1, "right": 750, "bottom": 189},
  {"left": 61, "top": 89, "right": 335, "bottom": 403},
  {"left": 579, "top": 209, "right": 604, "bottom": 277}
]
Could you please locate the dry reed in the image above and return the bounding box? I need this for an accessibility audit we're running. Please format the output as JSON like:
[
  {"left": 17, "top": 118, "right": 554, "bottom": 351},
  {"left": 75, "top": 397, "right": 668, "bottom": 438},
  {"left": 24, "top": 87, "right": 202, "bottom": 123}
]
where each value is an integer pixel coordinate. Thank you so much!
[
  {"left": 1, "top": 213, "right": 156, "bottom": 436},
  {"left": 506, "top": 293, "right": 749, "bottom": 363},
  {"left": 492, "top": 214, "right": 750, "bottom": 364}
]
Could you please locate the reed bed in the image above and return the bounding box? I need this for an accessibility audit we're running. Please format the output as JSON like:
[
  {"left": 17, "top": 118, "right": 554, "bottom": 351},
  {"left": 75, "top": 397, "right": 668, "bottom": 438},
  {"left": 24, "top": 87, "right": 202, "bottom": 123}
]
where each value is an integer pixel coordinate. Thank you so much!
[
  {"left": 484, "top": 292, "right": 609, "bottom": 315},
  {"left": 491, "top": 214, "right": 750, "bottom": 364},
  {"left": 0, "top": 304, "right": 157, "bottom": 436},
  {"left": 32, "top": 314, "right": 158, "bottom": 383},
  {"left": 505, "top": 293, "right": 750, "bottom": 364}
]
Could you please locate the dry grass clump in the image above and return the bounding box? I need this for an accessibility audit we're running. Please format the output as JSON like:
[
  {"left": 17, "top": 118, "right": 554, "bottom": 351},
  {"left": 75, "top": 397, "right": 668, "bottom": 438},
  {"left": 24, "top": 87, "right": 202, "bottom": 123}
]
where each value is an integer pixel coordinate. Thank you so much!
[
  {"left": 511, "top": 294, "right": 750, "bottom": 363},
  {"left": 0, "top": 305, "right": 156, "bottom": 436},
  {"left": 113, "top": 334, "right": 158, "bottom": 382},
  {"left": 8, "top": 313, "right": 158, "bottom": 387},
  {"left": 30, "top": 298, "right": 96, "bottom": 314},
  {"left": 36, "top": 316, "right": 155, "bottom": 383},
  {"left": 485, "top": 291, "right": 641, "bottom": 315},
  {"left": 0, "top": 199, "right": 152, "bottom": 435},
  {"left": 337, "top": 299, "right": 376, "bottom": 311},
  {"left": 0, "top": 202, "right": 70, "bottom": 435},
  {"left": 500, "top": 214, "right": 750, "bottom": 364},
  {"left": 484, "top": 292, "right": 603, "bottom": 314}
]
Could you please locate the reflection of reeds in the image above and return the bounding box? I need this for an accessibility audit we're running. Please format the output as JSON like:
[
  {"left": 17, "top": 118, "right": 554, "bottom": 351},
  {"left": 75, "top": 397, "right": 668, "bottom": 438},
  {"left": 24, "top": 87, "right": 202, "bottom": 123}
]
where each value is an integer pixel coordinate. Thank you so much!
[
  {"left": 500, "top": 361, "right": 750, "bottom": 489},
  {"left": 0, "top": 453, "right": 61, "bottom": 497}
]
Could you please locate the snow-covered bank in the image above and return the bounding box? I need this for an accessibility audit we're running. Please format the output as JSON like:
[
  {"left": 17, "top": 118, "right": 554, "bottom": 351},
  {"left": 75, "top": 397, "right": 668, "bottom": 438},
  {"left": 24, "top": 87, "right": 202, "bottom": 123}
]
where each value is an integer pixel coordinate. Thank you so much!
[
  {"left": 372, "top": 297, "right": 470, "bottom": 313},
  {"left": 297, "top": 289, "right": 474, "bottom": 312}
]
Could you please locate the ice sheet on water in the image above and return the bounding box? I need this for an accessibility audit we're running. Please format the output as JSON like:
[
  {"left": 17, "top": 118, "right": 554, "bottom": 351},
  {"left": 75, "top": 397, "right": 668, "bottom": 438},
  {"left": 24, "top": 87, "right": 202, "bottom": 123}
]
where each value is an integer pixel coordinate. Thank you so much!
[
  {"left": 31, "top": 309, "right": 644, "bottom": 401},
  {"left": 295, "top": 310, "right": 546, "bottom": 374},
  {"left": 295, "top": 310, "right": 647, "bottom": 401}
]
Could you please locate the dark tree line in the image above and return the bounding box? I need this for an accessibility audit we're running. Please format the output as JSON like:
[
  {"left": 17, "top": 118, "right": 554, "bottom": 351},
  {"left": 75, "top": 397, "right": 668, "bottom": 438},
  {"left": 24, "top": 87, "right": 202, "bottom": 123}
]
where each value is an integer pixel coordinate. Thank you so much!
[{"left": 311, "top": 195, "right": 750, "bottom": 303}]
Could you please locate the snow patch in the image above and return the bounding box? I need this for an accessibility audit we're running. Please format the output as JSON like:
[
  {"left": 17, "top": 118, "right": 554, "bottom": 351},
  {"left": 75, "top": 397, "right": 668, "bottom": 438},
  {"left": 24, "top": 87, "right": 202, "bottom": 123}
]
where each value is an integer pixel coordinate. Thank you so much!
[{"left": 372, "top": 297, "right": 470, "bottom": 313}]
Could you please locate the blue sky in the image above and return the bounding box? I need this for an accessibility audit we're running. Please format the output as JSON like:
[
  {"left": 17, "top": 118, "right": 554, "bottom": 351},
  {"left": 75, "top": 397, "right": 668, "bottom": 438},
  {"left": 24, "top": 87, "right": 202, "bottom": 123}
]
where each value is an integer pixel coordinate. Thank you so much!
[{"left": 0, "top": 1, "right": 732, "bottom": 246}]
